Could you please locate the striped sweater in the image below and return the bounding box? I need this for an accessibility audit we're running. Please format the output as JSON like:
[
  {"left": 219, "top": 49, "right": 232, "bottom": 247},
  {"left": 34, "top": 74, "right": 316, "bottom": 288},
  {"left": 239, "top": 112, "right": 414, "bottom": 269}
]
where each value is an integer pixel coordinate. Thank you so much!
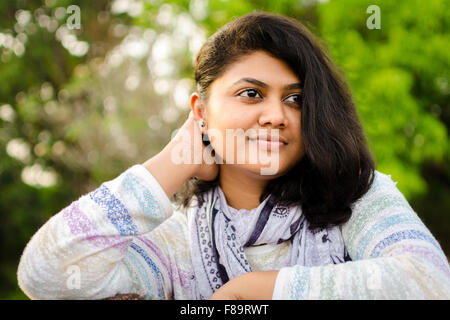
[{"left": 17, "top": 164, "right": 450, "bottom": 299}]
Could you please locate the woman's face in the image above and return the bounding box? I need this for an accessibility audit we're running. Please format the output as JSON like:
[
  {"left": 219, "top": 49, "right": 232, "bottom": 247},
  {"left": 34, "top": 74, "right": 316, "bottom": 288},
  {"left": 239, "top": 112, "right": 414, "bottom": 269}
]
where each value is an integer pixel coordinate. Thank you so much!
[{"left": 199, "top": 50, "right": 304, "bottom": 178}]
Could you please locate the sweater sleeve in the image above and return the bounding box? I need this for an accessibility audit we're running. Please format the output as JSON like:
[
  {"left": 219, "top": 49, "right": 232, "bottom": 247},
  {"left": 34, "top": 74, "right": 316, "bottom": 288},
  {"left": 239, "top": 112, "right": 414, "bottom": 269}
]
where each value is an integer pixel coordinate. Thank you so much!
[
  {"left": 272, "top": 171, "right": 450, "bottom": 299},
  {"left": 17, "top": 164, "right": 175, "bottom": 300}
]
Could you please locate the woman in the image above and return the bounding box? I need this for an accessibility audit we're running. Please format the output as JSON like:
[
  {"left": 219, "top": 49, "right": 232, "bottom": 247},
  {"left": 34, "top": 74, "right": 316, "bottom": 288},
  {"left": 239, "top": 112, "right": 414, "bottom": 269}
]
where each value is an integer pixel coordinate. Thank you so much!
[{"left": 17, "top": 11, "right": 450, "bottom": 300}]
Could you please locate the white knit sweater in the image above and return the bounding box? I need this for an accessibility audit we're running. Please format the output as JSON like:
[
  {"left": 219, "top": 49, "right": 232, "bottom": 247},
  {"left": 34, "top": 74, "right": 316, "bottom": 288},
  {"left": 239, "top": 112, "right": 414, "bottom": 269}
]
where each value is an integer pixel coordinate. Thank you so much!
[{"left": 17, "top": 164, "right": 450, "bottom": 299}]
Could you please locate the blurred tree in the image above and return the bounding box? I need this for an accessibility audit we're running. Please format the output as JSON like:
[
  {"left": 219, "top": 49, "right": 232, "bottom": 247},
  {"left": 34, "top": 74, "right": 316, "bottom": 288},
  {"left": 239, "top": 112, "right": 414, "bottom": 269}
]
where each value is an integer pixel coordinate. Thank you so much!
[{"left": 0, "top": 0, "right": 128, "bottom": 299}]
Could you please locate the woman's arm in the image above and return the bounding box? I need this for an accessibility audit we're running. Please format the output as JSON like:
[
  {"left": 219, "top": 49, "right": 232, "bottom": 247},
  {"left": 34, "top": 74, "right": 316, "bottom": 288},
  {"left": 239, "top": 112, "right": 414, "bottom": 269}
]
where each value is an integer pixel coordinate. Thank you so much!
[
  {"left": 17, "top": 164, "right": 177, "bottom": 299},
  {"left": 271, "top": 172, "right": 450, "bottom": 299},
  {"left": 17, "top": 111, "right": 218, "bottom": 299},
  {"left": 211, "top": 171, "right": 450, "bottom": 300}
]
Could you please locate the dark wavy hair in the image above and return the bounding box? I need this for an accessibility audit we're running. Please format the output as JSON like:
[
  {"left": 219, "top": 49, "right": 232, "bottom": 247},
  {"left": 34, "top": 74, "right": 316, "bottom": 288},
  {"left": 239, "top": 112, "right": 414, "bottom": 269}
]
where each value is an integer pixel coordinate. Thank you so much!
[{"left": 173, "top": 10, "right": 375, "bottom": 230}]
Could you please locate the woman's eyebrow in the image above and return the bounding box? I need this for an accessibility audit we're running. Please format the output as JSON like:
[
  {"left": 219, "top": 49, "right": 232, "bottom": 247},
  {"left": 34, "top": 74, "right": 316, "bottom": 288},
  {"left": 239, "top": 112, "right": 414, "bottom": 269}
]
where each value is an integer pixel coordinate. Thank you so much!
[{"left": 231, "top": 77, "right": 302, "bottom": 90}]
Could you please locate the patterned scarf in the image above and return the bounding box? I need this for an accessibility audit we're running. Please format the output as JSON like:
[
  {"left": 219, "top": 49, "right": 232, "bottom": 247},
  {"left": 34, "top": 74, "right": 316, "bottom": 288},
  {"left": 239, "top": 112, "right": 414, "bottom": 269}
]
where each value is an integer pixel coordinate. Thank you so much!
[{"left": 187, "top": 185, "right": 351, "bottom": 300}]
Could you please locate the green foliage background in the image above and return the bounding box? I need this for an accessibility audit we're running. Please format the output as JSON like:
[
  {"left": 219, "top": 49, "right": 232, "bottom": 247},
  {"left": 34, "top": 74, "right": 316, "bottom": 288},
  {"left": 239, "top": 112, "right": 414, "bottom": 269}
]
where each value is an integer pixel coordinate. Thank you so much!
[{"left": 0, "top": 0, "right": 448, "bottom": 299}]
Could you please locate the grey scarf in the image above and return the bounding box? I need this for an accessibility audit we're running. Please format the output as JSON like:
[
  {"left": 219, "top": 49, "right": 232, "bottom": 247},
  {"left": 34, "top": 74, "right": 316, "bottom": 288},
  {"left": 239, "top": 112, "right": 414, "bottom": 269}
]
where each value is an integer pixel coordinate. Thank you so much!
[{"left": 187, "top": 185, "right": 351, "bottom": 300}]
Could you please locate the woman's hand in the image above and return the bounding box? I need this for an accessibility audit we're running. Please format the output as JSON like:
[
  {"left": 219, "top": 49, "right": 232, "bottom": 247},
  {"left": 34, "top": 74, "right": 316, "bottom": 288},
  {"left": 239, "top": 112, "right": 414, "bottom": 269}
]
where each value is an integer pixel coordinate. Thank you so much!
[
  {"left": 209, "top": 270, "right": 279, "bottom": 300},
  {"left": 172, "top": 110, "right": 219, "bottom": 182},
  {"left": 143, "top": 110, "right": 219, "bottom": 199}
]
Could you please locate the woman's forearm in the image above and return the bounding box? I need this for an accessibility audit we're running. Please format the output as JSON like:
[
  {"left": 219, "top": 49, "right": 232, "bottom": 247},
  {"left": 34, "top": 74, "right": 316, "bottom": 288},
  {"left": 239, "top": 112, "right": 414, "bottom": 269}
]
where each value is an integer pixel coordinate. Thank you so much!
[
  {"left": 17, "top": 164, "right": 174, "bottom": 299},
  {"left": 142, "top": 143, "right": 195, "bottom": 200}
]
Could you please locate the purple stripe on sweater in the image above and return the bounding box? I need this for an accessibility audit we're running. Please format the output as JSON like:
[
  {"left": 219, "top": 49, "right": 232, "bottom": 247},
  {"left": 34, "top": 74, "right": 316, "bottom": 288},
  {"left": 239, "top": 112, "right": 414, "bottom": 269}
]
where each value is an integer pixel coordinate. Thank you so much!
[
  {"left": 63, "top": 201, "right": 130, "bottom": 254},
  {"left": 137, "top": 235, "right": 173, "bottom": 282},
  {"left": 174, "top": 267, "right": 192, "bottom": 289},
  {"left": 137, "top": 235, "right": 192, "bottom": 289},
  {"left": 388, "top": 243, "right": 450, "bottom": 278}
]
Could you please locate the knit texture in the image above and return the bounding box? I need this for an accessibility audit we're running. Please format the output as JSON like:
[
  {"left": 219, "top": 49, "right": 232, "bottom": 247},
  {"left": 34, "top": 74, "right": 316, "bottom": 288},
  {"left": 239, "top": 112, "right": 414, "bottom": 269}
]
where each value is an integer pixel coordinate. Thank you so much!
[
  {"left": 17, "top": 164, "right": 450, "bottom": 299},
  {"left": 189, "top": 180, "right": 349, "bottom": 299}
]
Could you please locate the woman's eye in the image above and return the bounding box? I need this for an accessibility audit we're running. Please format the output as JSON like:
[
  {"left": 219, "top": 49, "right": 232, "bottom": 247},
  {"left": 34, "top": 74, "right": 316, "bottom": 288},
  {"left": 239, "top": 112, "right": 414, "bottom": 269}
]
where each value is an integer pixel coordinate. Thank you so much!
[
  {"left": 238, "top": 89, "right": 261, "bottom": 99},
  {"left": 285, "top": 94, "right": 302, "bottom": 106}
]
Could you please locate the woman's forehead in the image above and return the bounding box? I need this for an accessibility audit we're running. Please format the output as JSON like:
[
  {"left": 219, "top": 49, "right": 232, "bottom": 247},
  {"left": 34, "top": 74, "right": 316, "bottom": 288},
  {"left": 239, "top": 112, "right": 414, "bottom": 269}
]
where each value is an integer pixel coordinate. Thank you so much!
[{"left": 216, "top": 52, "right": 300, "bottom": 87}]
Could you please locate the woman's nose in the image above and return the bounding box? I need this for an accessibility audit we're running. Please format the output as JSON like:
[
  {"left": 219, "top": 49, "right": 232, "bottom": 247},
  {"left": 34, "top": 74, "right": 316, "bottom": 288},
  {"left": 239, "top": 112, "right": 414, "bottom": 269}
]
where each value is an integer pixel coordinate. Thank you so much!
[{"left": 258, "top": 98, "right": 288, "bottom": 128}]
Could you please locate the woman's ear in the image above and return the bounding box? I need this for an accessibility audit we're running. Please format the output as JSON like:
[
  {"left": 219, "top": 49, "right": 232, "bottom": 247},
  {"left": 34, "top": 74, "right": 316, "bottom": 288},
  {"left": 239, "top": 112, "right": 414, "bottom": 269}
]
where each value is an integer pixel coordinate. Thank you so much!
[{"left": 189, "top": 92, "right": 206, "bottom": 122}]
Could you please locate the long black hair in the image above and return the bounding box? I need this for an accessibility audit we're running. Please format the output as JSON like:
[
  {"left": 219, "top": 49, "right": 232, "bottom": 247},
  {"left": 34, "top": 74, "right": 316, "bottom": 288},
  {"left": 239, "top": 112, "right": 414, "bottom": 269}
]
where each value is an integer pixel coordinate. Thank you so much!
[{"left": 174, "top": 10, "right": 375, "bottom": 230}]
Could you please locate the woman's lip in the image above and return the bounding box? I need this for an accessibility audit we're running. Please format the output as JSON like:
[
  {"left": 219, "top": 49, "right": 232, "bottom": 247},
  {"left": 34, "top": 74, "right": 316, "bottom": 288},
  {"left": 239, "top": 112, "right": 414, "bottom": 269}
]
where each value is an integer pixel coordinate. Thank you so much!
[
  {"left": 248, "top": 137, "right": 287, "bottom": 144},
  {"left": 248, "top": 137, "right": 286, "bottom": 150}
]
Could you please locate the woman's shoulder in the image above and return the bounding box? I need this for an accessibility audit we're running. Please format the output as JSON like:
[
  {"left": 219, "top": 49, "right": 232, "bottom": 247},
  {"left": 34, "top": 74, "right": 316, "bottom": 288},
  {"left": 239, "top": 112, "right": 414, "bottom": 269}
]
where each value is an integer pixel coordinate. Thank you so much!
[
  {"left": 368, "top": 170, "right": 399, "bottom": 193},
  {"left": 352, "top": 170, "right": 411, "bottom": 209},
  {"left": 341, "top": 170, "right": 419, "bottom": 245}
]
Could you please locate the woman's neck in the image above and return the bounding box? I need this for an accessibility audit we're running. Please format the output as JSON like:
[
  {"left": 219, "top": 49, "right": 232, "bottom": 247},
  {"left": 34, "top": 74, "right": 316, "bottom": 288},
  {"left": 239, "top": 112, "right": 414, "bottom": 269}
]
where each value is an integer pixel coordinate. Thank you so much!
[{"left": 218, "top": 165, "right": 270, "bottom": 210}]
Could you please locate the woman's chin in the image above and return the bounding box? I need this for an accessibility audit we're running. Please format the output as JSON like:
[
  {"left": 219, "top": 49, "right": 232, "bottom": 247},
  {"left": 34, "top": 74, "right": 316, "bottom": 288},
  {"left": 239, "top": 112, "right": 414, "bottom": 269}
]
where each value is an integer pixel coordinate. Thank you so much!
[{"left": 221, "top": 162, "right": 288, "bottom": 178}]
